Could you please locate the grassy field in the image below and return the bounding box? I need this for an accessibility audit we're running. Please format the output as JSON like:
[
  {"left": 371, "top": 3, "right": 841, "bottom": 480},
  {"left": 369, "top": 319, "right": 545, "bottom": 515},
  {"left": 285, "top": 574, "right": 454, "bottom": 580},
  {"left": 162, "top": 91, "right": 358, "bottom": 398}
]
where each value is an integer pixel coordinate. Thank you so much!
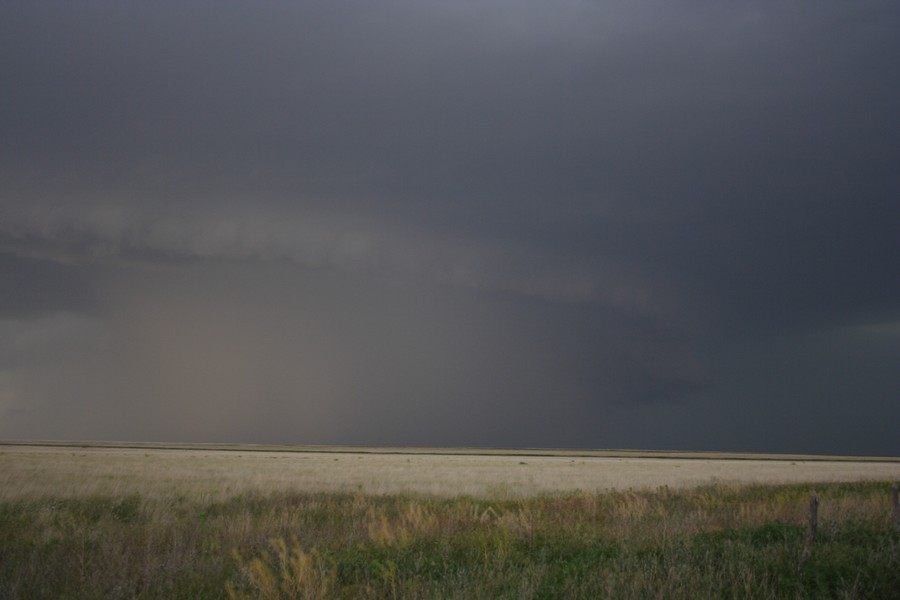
[
  {"left": 1, "top": 443, "right": 899, "bottom": 598},
  {"left": 2, "top": 443, "right": 899, "bottom": 500}
]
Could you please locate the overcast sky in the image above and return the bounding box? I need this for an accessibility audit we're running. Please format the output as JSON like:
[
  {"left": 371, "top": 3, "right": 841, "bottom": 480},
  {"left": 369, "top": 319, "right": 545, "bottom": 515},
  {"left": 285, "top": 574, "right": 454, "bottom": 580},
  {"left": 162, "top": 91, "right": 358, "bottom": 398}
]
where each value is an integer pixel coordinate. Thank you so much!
[{"left": 1, "top": 1, "right": 898, "bottom": 454}]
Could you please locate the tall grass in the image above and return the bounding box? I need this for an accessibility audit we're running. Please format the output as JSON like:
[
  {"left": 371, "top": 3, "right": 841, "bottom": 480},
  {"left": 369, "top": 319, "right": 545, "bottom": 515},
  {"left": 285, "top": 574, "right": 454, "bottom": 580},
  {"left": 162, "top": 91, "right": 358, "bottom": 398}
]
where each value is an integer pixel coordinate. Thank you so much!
[{"left": 1, "top": 481, "right": 898, "bottom": 598}]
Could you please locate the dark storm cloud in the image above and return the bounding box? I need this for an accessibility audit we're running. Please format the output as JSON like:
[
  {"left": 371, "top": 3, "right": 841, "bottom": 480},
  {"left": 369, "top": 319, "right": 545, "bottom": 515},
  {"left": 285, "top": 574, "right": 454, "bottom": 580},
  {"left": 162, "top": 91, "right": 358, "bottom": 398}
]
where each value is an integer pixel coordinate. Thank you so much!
[
  {"left": 1, "top": 1, "right": 898, "bottom": 453},
  {"left": 0, "top": 250, "right": 100, "bottom": 318}
]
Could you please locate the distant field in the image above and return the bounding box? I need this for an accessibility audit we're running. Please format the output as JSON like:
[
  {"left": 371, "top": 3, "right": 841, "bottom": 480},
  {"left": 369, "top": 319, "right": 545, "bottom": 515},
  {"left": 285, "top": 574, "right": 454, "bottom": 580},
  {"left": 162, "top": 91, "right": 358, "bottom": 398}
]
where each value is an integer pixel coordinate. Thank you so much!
[
  {"left": 2, "top": 441, "right": 898, "bottom": 500},
  {"left": 7, "top": 439, "right": 900, "bottom": 460},
  {"left": 2, "top": 442, "right": 899, "bottom": 598}
]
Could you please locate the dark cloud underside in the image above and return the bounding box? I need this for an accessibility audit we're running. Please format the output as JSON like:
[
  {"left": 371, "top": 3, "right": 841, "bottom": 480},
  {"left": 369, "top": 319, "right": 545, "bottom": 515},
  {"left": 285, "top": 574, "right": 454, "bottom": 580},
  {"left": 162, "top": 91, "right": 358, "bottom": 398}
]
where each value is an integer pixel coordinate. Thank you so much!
[{"left": 1, "top": 1, "right": 898, "bottom": 454}]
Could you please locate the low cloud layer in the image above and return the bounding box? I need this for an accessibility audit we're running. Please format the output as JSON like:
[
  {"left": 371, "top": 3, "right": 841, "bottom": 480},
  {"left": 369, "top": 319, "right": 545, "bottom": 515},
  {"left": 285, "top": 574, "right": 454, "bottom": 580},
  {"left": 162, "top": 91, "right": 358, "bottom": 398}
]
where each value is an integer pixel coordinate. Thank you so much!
[{"left": 1, "top": 1, "right": 898, "bottom": 454}]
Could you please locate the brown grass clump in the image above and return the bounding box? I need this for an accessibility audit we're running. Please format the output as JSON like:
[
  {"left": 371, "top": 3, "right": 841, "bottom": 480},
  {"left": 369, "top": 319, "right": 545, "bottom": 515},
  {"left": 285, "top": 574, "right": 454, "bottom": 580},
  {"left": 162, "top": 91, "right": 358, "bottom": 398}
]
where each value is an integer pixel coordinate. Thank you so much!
[{"left": 227, "top": 536, "right": 336, "bottom": 600}]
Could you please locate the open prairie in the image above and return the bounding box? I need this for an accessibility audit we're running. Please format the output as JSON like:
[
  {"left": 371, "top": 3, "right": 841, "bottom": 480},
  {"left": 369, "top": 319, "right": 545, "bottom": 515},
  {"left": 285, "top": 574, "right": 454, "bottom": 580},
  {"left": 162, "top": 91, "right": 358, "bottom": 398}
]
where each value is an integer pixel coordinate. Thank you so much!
[
  {"left": 2, "top": 443, "right": 899, "bottom": 598},
  {"left": 2, "top": 442, "right": 899, "bottom": 500}
]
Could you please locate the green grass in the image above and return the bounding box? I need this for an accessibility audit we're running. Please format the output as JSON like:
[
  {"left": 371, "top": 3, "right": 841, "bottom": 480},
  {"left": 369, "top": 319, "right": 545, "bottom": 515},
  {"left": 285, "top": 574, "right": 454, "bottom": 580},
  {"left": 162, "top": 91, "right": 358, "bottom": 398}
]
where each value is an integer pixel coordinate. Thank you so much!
[{"left": 1, "top": 482, "right": 898, "bottom": 599}]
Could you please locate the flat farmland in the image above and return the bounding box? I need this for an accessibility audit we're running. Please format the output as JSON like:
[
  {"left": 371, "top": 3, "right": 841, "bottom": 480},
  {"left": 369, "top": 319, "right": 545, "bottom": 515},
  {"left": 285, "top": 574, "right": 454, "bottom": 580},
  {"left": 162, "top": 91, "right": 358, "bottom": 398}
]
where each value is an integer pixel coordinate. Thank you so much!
[
  {"left": 2, "top": 442, "right": 898, "bottom": 500},
  {"left": 3, "top": 442, "right": 900, "bottom": 599}
]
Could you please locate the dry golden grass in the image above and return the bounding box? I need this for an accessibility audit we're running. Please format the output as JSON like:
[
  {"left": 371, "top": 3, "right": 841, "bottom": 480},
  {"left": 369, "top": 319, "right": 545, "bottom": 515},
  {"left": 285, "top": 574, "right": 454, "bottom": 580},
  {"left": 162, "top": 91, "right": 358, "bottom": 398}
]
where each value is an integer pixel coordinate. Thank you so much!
[
  {"left": 2, "top": 443, "right": 899, "bottom": 599},
  {"left": 2, "top": 443, "right": 898, "bottom": 501}
]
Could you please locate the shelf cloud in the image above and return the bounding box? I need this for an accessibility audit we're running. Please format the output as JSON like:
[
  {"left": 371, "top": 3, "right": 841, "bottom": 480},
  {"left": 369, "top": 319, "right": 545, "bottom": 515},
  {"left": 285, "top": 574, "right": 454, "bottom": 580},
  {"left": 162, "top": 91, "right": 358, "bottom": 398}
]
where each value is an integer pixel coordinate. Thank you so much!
[{"left": 1, "top": 1, "right": 898, "bottom": 454}]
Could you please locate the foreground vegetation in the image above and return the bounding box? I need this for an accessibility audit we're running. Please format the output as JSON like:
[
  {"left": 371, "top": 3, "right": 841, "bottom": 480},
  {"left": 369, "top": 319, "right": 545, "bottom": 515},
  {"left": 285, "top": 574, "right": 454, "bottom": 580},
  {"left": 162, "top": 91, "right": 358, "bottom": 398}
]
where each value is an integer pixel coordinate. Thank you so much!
[{"left": 1, "top": 481, "right": 898, "bottom": 599}]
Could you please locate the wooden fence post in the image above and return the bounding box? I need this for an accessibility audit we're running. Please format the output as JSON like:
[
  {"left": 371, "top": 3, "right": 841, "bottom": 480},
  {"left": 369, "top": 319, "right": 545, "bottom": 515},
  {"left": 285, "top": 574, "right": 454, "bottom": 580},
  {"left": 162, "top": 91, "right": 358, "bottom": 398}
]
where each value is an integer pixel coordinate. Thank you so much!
[
  {"left": 892, "top": 483, "right": 899, "bottom": 530},
  {"left": 805, "top": 495, "right": 818, "bottom": 549}
]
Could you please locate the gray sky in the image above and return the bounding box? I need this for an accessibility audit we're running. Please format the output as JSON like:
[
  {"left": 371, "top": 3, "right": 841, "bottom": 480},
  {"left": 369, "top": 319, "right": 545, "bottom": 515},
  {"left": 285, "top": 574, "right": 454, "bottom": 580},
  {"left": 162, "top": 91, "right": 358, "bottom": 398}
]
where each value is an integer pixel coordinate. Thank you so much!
[{"left": 1, "top": 1, "right": 898, "bottom": 454}]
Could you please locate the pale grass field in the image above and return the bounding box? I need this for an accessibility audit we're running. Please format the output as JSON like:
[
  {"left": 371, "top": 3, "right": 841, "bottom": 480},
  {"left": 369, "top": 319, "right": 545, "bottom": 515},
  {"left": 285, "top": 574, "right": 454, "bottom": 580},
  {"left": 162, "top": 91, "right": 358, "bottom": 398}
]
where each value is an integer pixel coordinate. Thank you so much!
[{"left": 2, "top": 443, "right": 898, "bottom": 500}]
